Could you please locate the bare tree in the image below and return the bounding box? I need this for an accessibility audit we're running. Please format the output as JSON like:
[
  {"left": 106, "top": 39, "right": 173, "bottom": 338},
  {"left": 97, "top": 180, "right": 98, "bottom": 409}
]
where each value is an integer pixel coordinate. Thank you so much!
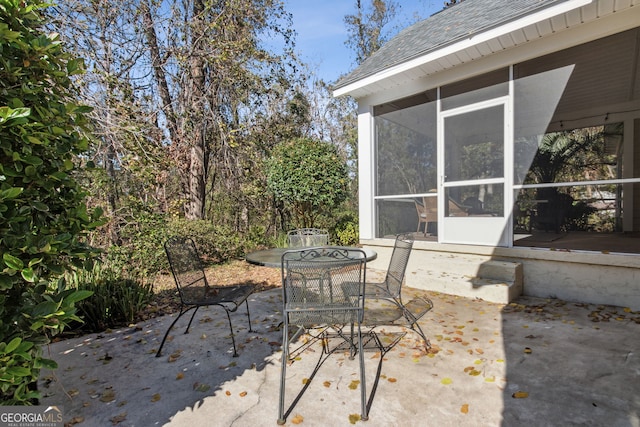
[
  {"left": 53, "top": 0, "right": 303, "bottom": 232},
  {"left": 344, "top": 0, "right": 399, "bottom": 66}
]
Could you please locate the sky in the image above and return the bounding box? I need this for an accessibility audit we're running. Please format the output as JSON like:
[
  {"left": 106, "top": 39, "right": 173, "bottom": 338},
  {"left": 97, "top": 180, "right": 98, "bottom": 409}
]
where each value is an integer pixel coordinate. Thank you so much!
[{"left": 283, "top": 0, "right": 444, "bottom": 83}]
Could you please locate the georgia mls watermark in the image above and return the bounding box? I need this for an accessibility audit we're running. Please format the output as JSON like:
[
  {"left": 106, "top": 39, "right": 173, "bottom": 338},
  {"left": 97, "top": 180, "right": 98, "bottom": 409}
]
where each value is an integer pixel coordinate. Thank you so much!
[{"left": 0, "top": 406, "right": 63, "bottom": 427}]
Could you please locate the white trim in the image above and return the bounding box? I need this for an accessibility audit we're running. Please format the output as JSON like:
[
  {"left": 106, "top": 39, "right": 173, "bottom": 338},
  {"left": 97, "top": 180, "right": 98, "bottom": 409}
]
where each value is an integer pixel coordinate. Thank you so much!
[
  {"left": 374, "top": 193, "right": 436, "bottom": 200},
  {"left": 505, "top": 65, "right": 515, "bottom": 247},
  {"left": 357, "top": 106, "right": 375, "bottom": 240},
  {"left": 442, "top": 178, "right": 505, "bottom": 188},
  {"left": 333, "top": 0, "right": 593, "bottom": 98},
  {"left": 515, "top": 177, "right": 640, "bottom": 189},
  {"left": 438, "top": 96, "right": 512, "bottom": 246},
  {"left": 622, "top": 119, "right": 635, "bottom": 231}
]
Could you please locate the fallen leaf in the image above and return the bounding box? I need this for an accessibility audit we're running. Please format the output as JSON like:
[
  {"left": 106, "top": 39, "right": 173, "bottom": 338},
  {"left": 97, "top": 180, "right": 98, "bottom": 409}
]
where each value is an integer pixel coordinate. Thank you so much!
[
  {"left": 194, "top": 383, "right": 210, "bottom": 392},
  {"left": 461, "top": 404, "right": 469, "bottom": 414},
  {"left": 100, "top": 390, "right": 116, "bottom": 403},
  {"left": 524, "top": 347, "right": 532, "bottom": 354},
  {"left": 441, "top": 378, "right": 452, "bottom": 385},
  {"left": 348, "top": 413, "right": 361, "bottom": 424},
  {"left": 512, "top": 391, "right": 529, "bottom": 399},
  {"left": 109, "top": 412, "right": 127, "bottom": 424},
  {"left": 302, "top": 377, "right": 310, "bottom": 385},
  {"left": 225, "top": 390, "right": 231, "bottom": 396},
  {"left": 176, "top": 372, "right": 184, "bottom": 380},
  {"left": 348, "top": 380, "right": 360, "bottom": 390},
  {"left": 291, "top": 414, "right": 304, "bottom": 424},
  {"left": 387, "top": 378, "right": 397, "bottom": 383},
  {"left": 151, "top": 393, "right": 161, "bottom": 402},
  {"left": 323, "top": 381, "right": 332, "bottom": 388},
  {"left": 239, "top": 391, "right": 248, "bottom": 397}
]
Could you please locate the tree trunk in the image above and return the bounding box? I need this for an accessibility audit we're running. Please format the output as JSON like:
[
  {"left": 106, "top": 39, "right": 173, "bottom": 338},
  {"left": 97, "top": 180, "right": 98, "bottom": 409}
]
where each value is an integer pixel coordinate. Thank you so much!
[{"left": 184, "top": 0, "right": 207, "bottom": 219}]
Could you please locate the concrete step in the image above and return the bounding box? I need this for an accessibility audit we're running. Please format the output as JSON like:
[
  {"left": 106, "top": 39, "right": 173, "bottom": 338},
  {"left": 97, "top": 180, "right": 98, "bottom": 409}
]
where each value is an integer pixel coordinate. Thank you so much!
[{"left": 408, "top": 259, "right": 523, "bottom": 304}]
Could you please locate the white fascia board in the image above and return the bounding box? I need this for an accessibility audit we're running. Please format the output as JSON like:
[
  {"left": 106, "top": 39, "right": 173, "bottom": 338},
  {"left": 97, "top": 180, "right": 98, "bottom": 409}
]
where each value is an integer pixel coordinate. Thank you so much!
[{"left": 333, "top": 0, "right": 593, "bottom": 98}]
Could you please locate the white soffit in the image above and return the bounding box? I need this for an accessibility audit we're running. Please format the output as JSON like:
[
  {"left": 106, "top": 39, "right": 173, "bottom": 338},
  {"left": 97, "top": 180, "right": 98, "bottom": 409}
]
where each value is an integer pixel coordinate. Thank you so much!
[{"left": 333, "top": 0, "right": 598, "bottom": 99}]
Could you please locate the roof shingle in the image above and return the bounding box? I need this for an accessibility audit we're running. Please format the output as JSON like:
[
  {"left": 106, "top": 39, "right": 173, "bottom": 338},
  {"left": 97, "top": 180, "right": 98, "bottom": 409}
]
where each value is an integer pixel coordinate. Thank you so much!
[{"left": 333, "top": 0, "right": 571, "bottom": 89}]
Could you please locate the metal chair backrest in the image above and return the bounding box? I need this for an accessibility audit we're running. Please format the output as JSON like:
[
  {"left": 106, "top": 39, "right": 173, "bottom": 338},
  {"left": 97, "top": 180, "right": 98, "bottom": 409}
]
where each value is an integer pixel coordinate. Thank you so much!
[
  {"left": 383, "top": 233, "right": 414, "bottom": 298},
  {"left": 281, "top": 247, "right": 366, "bottom": 326},
  {"left": 164, "top": 236, "right": 211, "bottom": 304},
  {"left": 287, "top": 228, "right": 330, "bottom": 248}
]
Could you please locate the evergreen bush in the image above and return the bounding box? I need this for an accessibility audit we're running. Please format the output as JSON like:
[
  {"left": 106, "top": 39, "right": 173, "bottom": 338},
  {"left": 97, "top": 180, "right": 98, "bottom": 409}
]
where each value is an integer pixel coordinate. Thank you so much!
[{"left": 0, "top": 0, "right": 103, "bottom": 404}]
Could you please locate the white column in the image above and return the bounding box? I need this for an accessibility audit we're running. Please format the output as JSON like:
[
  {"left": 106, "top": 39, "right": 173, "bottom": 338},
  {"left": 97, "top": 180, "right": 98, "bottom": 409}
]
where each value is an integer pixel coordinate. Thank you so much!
[{"left": 357, "top": 103, "right": 375, "bottom": 240}]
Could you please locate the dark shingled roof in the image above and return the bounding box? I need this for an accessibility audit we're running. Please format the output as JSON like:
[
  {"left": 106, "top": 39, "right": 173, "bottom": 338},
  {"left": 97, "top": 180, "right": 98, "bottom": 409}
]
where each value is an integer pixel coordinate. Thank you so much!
[{"left": 333, "top": 0, "right": 572, "bottom": 89}]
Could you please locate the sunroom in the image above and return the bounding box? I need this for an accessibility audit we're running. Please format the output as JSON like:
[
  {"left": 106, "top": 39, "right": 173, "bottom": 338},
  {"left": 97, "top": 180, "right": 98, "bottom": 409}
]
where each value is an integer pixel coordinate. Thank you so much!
[{"left": 333, "top": 0, "right": 640, "bottom": 308}]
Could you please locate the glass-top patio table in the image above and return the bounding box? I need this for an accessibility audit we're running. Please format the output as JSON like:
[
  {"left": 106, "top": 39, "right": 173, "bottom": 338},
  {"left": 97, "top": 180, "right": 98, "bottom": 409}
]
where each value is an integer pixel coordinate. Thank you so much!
[{"left": 246, "top": 247, "right": 377, "bottom": 268}]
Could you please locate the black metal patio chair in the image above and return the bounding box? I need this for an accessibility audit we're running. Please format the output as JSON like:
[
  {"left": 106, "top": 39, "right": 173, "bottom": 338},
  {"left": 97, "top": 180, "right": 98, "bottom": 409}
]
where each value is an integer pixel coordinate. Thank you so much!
[
  {"left": 277, "top": 247, "right": 369, "bottom": 424},
  {"left": 156, "top": 237, "right": 254, "bottom": 358},
  {"left": 287, "top": 228, "right": 330, "bottom": 247},
  {"left": 362, "top": 233, "right": 433, "bottom": 350}
]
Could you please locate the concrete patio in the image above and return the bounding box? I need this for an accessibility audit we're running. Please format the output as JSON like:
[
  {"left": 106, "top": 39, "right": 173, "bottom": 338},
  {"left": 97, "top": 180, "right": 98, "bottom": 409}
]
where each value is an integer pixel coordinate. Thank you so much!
[{"left": 38, "top": 282, "right": 640, "bottom": 426}]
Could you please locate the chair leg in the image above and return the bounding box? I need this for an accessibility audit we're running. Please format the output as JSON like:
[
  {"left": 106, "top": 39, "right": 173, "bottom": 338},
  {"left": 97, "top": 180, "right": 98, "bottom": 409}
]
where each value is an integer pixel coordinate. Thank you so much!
[
  {"left": 244, "top": 300, "right": 253, "bottom": 332},
  {"left": 184, "top": 306, "right": 201, "bottom": 334},
  {"left": 398, "top": 298, "right": 431, "bottom": 350},
  {"left": 357, "top": 322, "right": 368, "bottom": 421},
  {"left": 277, "top": 318, "right": 289, "bottom": 425},
  {"left": 220, "top": 307, "right": 241, "bottom": 357},
  {"left": 349, "top": 322, "right": 356, "bottom": 360},
  {"left": 410, "top": 321, "right": 431, "bottom": 350},
  {"left": 156, "top": 305, "right": 196, "bottom": 357}
]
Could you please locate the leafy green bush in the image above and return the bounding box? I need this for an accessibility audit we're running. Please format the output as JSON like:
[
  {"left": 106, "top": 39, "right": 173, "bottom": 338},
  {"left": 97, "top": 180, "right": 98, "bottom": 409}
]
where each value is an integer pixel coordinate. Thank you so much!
[
  {"left": 335, "top": 220, "right": 359, "bottom": 246},
  {"left": 167, "top": 219, "right": 245, "bottom": 262},
  {"left": 65, "top": 264, "right": 153, "bottom": 332},
  {"left": 266, "top": 137, "right": 349, "bottom": 228},
  {"left": 104, "top": 217, "right": 258, "bottom": 277},
  {"left": 104, "top": 210, "right": 169, "bottom": 276},
  {"left": 0, "top": 0, "right": 103, "bottom": 404}
]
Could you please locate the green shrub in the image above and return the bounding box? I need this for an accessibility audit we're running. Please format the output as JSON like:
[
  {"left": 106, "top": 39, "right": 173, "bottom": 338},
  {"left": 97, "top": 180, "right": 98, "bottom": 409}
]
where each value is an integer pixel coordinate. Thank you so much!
[
  {"left": 102, "top": 210, "right": 169, "bottom": 276},
  {"left": 335, "top": 221, "right": 359, "bottom": 246},
  {"left": 0, "top": 0, "right": 103, "bottom": 404},
  {"left": 65, "top": 264, "right": 153, "bottom": 332},
  {"left": 334, "top": 214, "right": 360, "bottom": 246},
  {"left": 245, "top": 225, "right": 275, "bottom": 249},
  {"left": 266, "top": 137, "right": 349, "bottom": 228},
  {"left": 167, "top": 219, "right": 245, "bottom": 262}
]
